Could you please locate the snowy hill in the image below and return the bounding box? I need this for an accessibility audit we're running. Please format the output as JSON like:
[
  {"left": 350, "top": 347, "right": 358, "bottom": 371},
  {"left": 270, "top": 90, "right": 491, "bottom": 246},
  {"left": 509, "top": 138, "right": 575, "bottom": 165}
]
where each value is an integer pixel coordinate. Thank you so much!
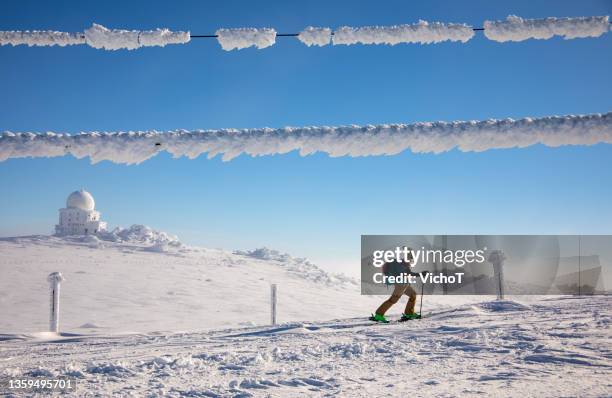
[
  {"left": 1, "top": 232, "right": 610, "bottom": 397},
  {"left": 0, "top": 231, "right": 378, "bottom": 334}
]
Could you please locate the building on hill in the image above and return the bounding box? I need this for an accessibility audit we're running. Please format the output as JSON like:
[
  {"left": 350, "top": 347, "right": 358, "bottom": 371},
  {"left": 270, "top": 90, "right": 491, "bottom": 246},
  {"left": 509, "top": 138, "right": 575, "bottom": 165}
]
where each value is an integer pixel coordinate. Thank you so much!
[{"left": 55, "top": 189, "right": 107, "bottom": 236}]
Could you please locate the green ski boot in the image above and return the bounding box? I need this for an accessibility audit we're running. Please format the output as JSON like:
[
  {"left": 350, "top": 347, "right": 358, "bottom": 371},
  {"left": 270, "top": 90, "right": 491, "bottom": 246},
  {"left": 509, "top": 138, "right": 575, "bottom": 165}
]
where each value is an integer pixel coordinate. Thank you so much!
[
  {"left": 369, "top": 313, "right": 390, "bottom": 323},
  {"left": 399, "top": 313, "right": 421, "bottom": 322}
]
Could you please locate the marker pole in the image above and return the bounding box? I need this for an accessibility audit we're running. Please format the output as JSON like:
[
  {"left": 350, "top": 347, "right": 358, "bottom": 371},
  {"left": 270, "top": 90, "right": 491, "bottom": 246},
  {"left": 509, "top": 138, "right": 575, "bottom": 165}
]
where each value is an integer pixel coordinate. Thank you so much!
[{"left": 48, "top": 272, "right": 65, "bottom": 333}]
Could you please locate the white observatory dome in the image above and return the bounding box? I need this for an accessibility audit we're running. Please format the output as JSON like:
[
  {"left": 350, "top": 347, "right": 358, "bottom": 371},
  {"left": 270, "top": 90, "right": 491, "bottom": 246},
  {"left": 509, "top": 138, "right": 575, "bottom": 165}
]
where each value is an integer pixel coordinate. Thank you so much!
[{"left": 66, "top": 189, "right": 95, "bottom": 211}]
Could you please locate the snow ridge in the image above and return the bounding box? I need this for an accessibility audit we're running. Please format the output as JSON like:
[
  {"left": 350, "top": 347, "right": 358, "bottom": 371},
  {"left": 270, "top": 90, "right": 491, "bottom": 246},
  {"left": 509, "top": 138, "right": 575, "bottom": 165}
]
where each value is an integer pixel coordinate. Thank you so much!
[
  {"left": 332, "top": 20, "right": 475, "bottom": 45},
  {"left": 99, "top": 224, "right": 182, "bottom": 247},
  {"left": 84, "top": 23, "right": 190, "bottom": 50},
  {"left": 1, "top": 112, "right": 610, "bottom": 164},
  {"left": 484, "top": 15, "right": 610, "bottom": 42},
  {"left": 235, "top": 247, "right": 357, "bottom": 286},
  {"left": 54, "top": 225, "right": 182, "bottom": 251},
  {"left": 298, "top": 27, "right": 332, "bottom": 47},
  {"left": 216, "top": 28, "right": 277, "bottom": 50},
  {"left": 0, "top": 30, "right": 85, "bottom": 47}
]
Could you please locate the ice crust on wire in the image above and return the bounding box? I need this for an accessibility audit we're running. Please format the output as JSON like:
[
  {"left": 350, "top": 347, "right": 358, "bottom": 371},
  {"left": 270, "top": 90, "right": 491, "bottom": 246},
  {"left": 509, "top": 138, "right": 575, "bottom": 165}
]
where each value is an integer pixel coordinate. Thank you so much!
[
  {"left": 484, "top": 15, "right": 610, "bottom": 42},
  {"left": 332, "top": 20, "right": 475, "bottom": 45},
  {"left": 216, "top": 28, "right": 277, "bottom": 50},
  {"left": 84, "top": 23, "right": 190, "bottom": 50},
  {"left": 298, "top": 27, "right": 332, "bottom": 47},
  {"left": 0, "top": 23, "right": 190, "bottom": 49},
  {"left": 1, "top": 113, "right": 610, "bottom": 165},
  {"left": 0, "top": 30, "right": 85, "bottom": 47}
]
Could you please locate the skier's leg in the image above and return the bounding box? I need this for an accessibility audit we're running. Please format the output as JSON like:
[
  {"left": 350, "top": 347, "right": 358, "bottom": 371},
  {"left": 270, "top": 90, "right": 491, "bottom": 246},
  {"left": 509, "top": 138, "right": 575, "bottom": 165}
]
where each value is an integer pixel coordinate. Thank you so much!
[
  {"left": 403, "top": 285, "right": 417, "bottom": 314},
  {"left": 375, "top": 284, "right": 407, "bottom": 316}
]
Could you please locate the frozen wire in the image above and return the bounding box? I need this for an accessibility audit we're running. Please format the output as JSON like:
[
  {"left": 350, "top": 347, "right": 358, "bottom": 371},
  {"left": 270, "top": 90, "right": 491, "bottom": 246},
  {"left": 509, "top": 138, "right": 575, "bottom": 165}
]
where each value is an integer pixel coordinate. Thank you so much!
[{"left": 1, "top": 112, "right": 610, "bottom": 164}]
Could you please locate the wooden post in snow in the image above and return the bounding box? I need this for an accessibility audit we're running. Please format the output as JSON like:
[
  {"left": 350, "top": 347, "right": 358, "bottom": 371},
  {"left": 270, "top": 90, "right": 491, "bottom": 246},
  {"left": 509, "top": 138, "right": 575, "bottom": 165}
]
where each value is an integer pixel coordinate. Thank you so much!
[
  {"left": 270, "top": 284, "right": 277, "bottom": 326},
  {"left": 488, "top": 251, "right": 505, "bottom": 300}
]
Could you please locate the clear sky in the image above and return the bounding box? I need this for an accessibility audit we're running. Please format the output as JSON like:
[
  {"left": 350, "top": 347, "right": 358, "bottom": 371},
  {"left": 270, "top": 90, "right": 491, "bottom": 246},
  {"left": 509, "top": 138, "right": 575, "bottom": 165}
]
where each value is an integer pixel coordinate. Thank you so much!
[{"left": 1, "top": 0, "right": 611, "bottom": 276}]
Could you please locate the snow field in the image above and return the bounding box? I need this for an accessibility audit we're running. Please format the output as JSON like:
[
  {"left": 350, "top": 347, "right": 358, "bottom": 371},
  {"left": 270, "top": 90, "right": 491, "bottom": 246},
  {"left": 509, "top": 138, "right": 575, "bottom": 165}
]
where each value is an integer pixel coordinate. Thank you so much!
[
  {"left": 1, "top": 296, "right": 609, "bottom": 397},
  {"left": 0, "top": 235, "right": 368, "bottom": 334}
]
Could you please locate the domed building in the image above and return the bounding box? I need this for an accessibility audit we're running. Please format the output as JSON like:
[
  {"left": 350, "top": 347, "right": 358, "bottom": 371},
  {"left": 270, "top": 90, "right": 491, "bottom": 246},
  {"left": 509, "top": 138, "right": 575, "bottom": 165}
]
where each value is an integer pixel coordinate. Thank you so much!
[{"left": 55, "top": 189, "right": 107, "bottom": 236}]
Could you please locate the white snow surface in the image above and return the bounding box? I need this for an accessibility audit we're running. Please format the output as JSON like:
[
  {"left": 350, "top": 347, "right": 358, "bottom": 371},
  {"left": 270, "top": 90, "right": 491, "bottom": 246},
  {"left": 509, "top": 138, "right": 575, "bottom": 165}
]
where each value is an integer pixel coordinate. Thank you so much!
[
  {"left": 1, "top": 112, "right": 610, "bottom": 164},
  {"left": 0, "top": 236, "right": 610, "bottom": 396},
  {"left": 484, "top": 15, "right": 610, "bottom": 42},
  {"left": 99, "top": 224, "right": 182, "bottom": 247},
  {"left": 0, "top": 295, "right": 609, "bottom": 396},
  {"left": 216, "top": 28, "right": 277, "bottom": 50},
  {"left": 0, "top": 30, "right": 85, "bottom": 47},
  {"left": 332, "top": 20, "right": 475, "bottom": 46},
  {"left": 0, "top": 235, "right": 365, "bottom": 334},
  {"left": 84, "top": 23, "right": 190, "bottom": 50},
  {"left": 235, "top": 247, "right": 356, "bottom": 286},
  {"left": 297, "top": 26, "right": 332, "bottom": 47}
]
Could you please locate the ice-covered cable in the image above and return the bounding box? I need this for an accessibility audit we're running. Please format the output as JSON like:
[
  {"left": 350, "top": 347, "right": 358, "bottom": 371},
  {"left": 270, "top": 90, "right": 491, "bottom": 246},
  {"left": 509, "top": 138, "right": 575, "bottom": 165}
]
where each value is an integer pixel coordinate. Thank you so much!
[
  {"left": 484, "top": 15, "right": 610, "bottom": 42},
  {"left": 0, "top": 23, "right": 191, "bottom": 49},
  {"left": 1, "top": 113, "right": 610, "bottom": 165},
  {"left": 298, "top": 27, "right": 332, "bottom": 47},
  {"left": 216, "top": 28, "right": 277, "bottom": 50},
  {"left": 84, "top": 23, "right": 190, "bottom": 50},
  {"left": 2, "top": 16, "right": 610, "bottom": 50},
  {"left": 0, "top": 30, "right": 85, "bottom": 47},
  {"left": 332, "top": 20, "right": 475, "bottom": 45}
]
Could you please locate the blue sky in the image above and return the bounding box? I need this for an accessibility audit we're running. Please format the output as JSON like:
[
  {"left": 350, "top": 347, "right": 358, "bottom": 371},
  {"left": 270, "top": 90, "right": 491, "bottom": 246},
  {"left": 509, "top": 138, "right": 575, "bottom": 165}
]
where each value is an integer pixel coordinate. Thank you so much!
[{"left": 1, "top": 0, "right": 611, "bottom": 276}]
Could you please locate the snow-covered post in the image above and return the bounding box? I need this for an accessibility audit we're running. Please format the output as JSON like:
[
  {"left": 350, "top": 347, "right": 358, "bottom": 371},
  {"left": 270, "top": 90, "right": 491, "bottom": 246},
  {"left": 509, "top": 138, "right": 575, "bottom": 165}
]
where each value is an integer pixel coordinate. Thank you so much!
[
  {"left": 270, "top": 284, "right": 277, "bottom": 326},
  {"left": 488, "top": 251, "right": 505, "bottom": 300},
  {"left": 48, "top": 272, "right": 65, "bottom": 333}
]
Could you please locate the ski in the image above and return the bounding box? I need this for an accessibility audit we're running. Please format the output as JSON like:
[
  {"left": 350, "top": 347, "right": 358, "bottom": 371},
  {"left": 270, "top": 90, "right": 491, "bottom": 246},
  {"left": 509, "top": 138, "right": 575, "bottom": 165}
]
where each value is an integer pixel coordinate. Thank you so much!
[{"left": 368, "top": 315, "right": 424, "bottom": 324}]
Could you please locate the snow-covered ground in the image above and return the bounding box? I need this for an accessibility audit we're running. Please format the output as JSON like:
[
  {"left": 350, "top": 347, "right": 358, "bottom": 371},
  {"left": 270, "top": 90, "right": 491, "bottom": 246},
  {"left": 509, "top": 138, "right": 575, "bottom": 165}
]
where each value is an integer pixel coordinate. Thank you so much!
[
  {"left": 0, "top": 232, "right": 380, "bottom": 334},
  {"left": 0, "top": 234, "right": 610, "bottom": 397},
  {"left": 1, "top": 297, "right": 610, "bottom": 397}
]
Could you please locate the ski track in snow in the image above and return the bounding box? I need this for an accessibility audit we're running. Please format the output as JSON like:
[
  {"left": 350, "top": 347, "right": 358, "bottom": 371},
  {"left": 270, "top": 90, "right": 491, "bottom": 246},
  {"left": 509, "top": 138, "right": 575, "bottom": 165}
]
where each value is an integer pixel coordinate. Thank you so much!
[{"left": 1, "top": 297, "right": 610, "bottom": 397}]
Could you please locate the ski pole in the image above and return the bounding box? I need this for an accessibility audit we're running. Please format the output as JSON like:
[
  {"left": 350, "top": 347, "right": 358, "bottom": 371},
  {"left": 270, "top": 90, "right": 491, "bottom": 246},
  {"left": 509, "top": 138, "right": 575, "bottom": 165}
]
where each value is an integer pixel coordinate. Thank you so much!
[{"left": 419, "top": 280, "right": 424, "bottom": 317}]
